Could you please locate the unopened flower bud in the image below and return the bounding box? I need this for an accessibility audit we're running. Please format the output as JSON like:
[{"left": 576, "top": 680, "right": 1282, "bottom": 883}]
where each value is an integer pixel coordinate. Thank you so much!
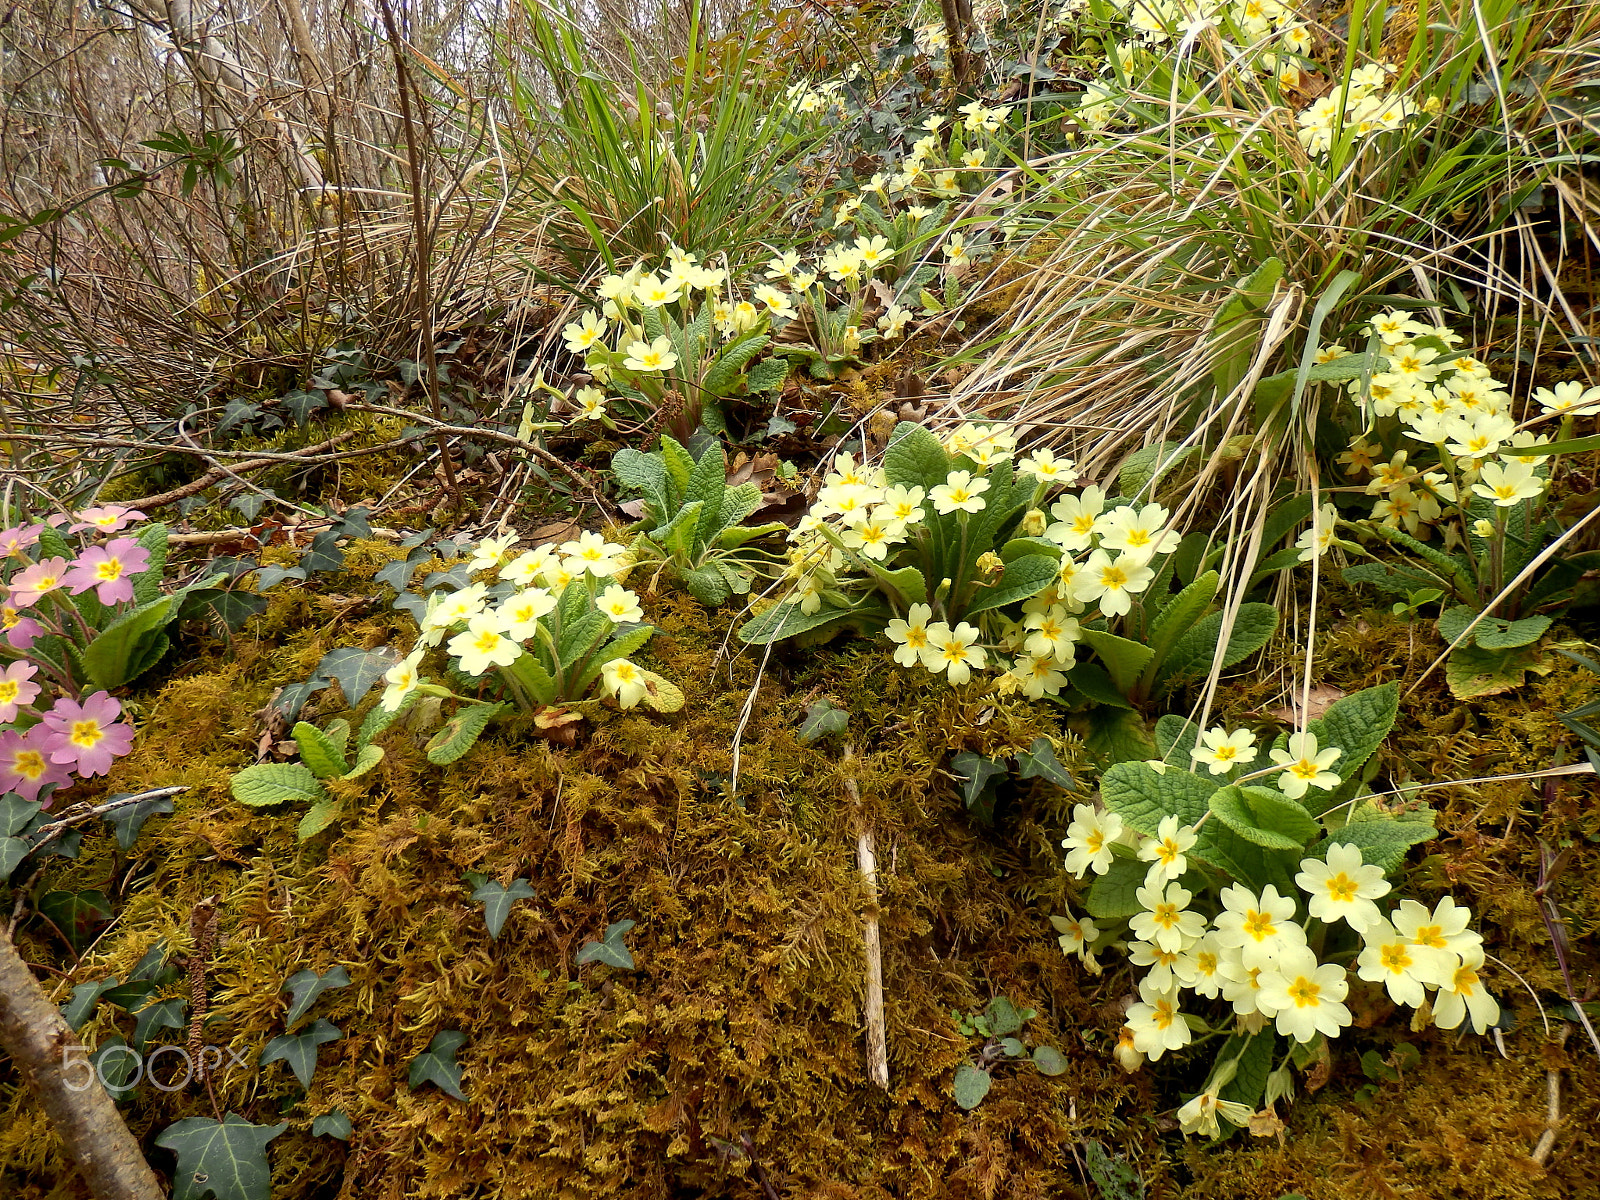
[{"left": 1021, "top": 508, "right": 1047, "bottom": 537}]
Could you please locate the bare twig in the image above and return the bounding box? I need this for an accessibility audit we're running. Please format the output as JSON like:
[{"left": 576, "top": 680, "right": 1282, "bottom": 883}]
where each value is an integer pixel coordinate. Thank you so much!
[
  {"left": 844, "top": 747, "right": 889, "bottom": 1090},
  {"left": 1530, "top": 1024, "right": 1569, "bottom": 1166}
]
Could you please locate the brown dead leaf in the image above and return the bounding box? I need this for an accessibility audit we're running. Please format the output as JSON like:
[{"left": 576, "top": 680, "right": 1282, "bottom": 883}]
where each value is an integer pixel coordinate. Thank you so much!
[
  {"left": 532, "top": 706, "right": 584, "bottom": 747},
  {"left": 525, "top": 518, "right": 581, "bottom": 545},
  {"left": 1248, "top": 1108, "right": 1286, "bottom": 1141},
  {"left": 1264, "top": 683, "right": 1346, "bottom": 725}
]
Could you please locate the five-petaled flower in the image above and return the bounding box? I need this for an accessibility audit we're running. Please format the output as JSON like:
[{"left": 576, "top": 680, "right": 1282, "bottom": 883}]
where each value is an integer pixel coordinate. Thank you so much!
[
  {"left": 1295, "top": 842, "right": 1389, "bottom": 933},
  {"left": 1190, "top": 727, "right": 1258, "bottom": 775},
  {"left": 63, "top": 539, "right": 151, "bottom": 605},
  {"left": 1269, "top": 731, "right": 1342, "bottom": 799},
  {"left": 1062, "top": 803, "right": 1124, "bottom": 877},
  {"left": 1137, "top": 814, "right": 1197, "bottom": 886},
  {"left": 41, "top": 691, "right": 135, "bottom": 778}
]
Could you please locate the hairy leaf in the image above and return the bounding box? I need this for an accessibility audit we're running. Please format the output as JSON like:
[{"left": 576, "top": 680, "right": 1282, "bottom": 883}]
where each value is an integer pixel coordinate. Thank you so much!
[{"left": 230, "top": 763, "right": 325, "bottom": 808}]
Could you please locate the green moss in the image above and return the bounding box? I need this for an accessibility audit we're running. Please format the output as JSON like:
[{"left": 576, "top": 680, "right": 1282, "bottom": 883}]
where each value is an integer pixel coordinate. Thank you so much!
[{"left": 2, "top": 551, "right": 1596, "bottom": 1200}]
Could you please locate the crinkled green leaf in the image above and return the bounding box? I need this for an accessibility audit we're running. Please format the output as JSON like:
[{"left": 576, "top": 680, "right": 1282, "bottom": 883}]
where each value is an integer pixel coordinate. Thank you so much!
[
  {"left": 883, "top": 421, "right": 950, "bottom": 490},
  {"left": 1100, "top": 761, "right": 1213, "bottom": 836},
  {"left": 1208, "top": 785, "right": 1319, "bottom": 850},
  {"left": 1085, "top": 852, "right": 1149, "bottom": 920},
  {"left": 230, "top": 763, "right": 325, "bottom": 808},
  {"left": 425, "top": 703, "right": 502, "bottom": 766},
  {"left": 292, "top": 722, "right": 349, "bottom": 780}
]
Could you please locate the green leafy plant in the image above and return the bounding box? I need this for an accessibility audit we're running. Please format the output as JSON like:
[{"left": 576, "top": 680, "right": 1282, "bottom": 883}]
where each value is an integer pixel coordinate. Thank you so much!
[
  {"left": 576, "top": 919, "right": 637, "bottom": 970},
  {"left": 408, "top": 1031, "right": 468, "bottom": 1102},
  {"left": 739, "top": 421, "right": 1280, "bottom": 746},
  {"left": 228, "top": 698, "right": 407, "bottom": 839},
  {"left": 1325, "top": 311, "right": 1600, "bottom": 698},
  {"left": 950, "top": 996, "right": 1068, "bottom": 1110},
  {"left": 611, "top": 435, "right": 786, "bottom": 605},
  {"left": 1058, "top": 685, "right": 1502, "bottom": 1137}
]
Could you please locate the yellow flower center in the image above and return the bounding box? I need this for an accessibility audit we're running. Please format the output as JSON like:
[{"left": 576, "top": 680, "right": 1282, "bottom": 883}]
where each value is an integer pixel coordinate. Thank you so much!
[
  {"left": 1287, "top": 976, "right": 1321, "bottom": 1007},
  {"left": 1085, "top": 830, "right": 1105, "bottom": 853},
  {"left": 1151, "top": 1001, "right": 1175, "bottom": 1029},
  {"left": 70, "top": 719, "right": 104, "bottom": 749},
  {"left": 1071, "top": 515, "right": 1095, "bottom": 535},
  {"left": 1242, "top": 911, "right": 1275, "bottom": 939},
  {"left": 0, "top": 682, "right": 15, "bottom": 703},
  {"left": 1453, "top": 966, "right": 1479, "bottom": 994},
  {"left": 1213, "top": 745, "right": 1239, "bottom": 762},
  {"left": 1380, "top": 944, "right": 1413, "bottom": 972},
  {"left": 1325, "top": 873, "right": 1359, "bottom": 902},
  {"left": 1098, "top": 566, "right": 1129, "bottom": 589},
  {"left": 1414, "top": 924, "right": 1446, "bottom": 949},
  {"left": 96, "top": 559, "right": 124, "bottom": 582},
  {"left": 1157, "top": 839, "right": 1180, "bottom": 865},
  {"left": 1290, "top": 759, "right": 1321, "bottom": 780},
  {"left": 941, "top": 640, "right": 970, "bottom": 664},
  {"left": 905, "top": 628, "right": 928, "bottom": 650},
  {"left": 1125, "top": 528, "right": 1151, "bottom": 547},
  {"left": 14, "top": 749, "right": 46, "bottom": 779},
  {"left": 472, "top": 631, "right": 501, "bottom": 653}
]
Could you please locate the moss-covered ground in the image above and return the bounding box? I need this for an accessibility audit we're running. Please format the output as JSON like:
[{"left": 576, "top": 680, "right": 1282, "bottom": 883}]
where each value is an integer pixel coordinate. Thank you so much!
[{"left": 1, "top": 534, "right": 1596, "bottom": 1198}]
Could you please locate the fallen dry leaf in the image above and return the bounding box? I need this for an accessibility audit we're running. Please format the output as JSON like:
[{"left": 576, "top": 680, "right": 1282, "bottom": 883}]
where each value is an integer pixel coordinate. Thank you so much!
[{"left": 1264, "top": 683, "right": 1346, "bottom": 725}]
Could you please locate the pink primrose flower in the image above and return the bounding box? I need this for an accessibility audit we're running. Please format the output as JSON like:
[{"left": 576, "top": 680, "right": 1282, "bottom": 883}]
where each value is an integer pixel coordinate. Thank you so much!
[
  {"left": 64, "top": 539, "right": 149, "bottom": 605},
  {"left": 1, "top": 605, "right": 44, "bottom": 650},
  {"left": 7, "top": 557, "right": 72, "bottom": 608},
  {"left": 0, "top": 726, "right": 72, "bottom": 804},
  {"left": 69, "top": 506, "right": 146, "bottom": 535},
  {"left": 43, "top": 691, "right": 136, "bottom": 777},
  {"left": 0, "top": 525, "right": 42, "bottom": 559},
  {"left": 0, "top": 661, "right": 40, "bottom": 722}
]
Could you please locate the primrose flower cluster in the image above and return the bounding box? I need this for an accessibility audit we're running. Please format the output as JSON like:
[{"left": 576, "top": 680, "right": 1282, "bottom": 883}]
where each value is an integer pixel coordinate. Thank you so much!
[
  {"left": 1074, "top": 0, "right": 1425, "bottom": 156},
  {"left": 1332, "top": 310, "right": 1585, "bottom": 542},
  {"left": 379, "top": 529, "right": 667, "bottom": 716},
  {"left": 1053, "top": 711, "right": 1497, "bottom": 1137},
  {"left": 778, "top": 420, "right": 1186, "bottom": 698},
  {"left": 0, "top": 508, "right": 146, "bottom": 804}
]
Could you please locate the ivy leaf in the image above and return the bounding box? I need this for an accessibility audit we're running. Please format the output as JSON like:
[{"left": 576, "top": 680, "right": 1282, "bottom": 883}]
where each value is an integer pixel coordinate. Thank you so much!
[
  {"left": 260, "top": 1019, "right": 342, "bottom": 1089},
  {"left": 255, "top": 564, "right": 308, "bottom": 591},
  {"left": 196, "top": 589, "right": 270, "bottom": 633},
  {"left": 38, "top": 889, "right": 114, "bottom": 953},
  {"left": 314, "top": 647, "right": 396, "bottom": 708},
  {"left": 407, "top": 1030, "right": 468, "bottom": 1102},
  {"left": 282, "top": 388, "right": 327, "bottom": 425},
  {"left": 797, "top": 698, "right": 849, "bottom": 744},
  {"left": 576, "top": 919, "right": 637, "bottom": 969},
  {"left": 0, "top": 836, "right": 28, "bottom": 880},
  {"left": 311, "top": 1111, "right": 352, "bottom": 1141},
  {"left": 93, "top": 1035, "right": 142, "bottom": 1103},
  {"left": 950, "top": 751, "right": 1007, "bottom": 809},
  {"left": 283, "top": 965, "right": 351, "bottom": 1028},
  {"left": 155, "top": 1113, "right": 288, "bottom": 1200},
  {"left": 953, "top": 1062, "right": 992, "bottom": 1110},
  {"left": 0, "top": 792, "right": 41, "bottom": 836},
  {"left": 132, "top": 996, "right": 187, "bottom": 1051},
  {"left": 298, "top": 530, "right": 345, "bottom": 574},
  {"left": 470, "top": 878, "right": 536, "bottom": 940},
  {"left": 60, "top": 976, "right": 120, "bottom": 1031},
  {"left": 1015, "top": 738, "right": 1074, "bottom": 789},
  {"left": 101, "top": 792, "right": 176, "bottom": 851}
]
